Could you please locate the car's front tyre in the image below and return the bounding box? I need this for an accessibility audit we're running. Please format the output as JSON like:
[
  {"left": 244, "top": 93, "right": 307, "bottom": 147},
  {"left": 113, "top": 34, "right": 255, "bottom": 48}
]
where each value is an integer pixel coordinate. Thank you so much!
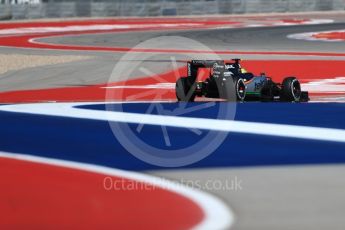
[{"left": 281, "top": 77, "right": 301, "bottom": 102}]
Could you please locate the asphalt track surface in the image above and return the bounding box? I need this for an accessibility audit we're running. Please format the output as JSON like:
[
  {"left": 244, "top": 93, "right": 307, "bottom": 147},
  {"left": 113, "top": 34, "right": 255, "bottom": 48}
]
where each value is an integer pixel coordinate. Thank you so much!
[
  {"left": 1, "top": 17, "right": 345, "bottom": 93},
  {"left": 40, "top": 22, "right": 345, "bottom": 53},
  {"left": 1, "top": 13, "right": 345, "bottom": 230}
]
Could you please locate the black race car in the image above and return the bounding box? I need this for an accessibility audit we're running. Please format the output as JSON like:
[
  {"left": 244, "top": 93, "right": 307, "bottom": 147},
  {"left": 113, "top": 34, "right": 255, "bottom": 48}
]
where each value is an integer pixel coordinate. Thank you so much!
[{"left": 176, "top": 59, "right": 309, "bottom": 102}]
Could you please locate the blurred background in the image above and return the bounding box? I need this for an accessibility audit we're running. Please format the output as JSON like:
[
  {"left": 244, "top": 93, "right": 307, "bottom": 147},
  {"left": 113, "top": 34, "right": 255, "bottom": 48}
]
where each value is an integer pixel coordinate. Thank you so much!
[{"left": 0, "top": 0, "right": 344, "bottom": 20}]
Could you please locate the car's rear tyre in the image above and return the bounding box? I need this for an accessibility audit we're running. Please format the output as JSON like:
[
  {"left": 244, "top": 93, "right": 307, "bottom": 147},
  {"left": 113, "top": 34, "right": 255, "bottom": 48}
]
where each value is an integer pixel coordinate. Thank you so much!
[
  {"left": 281, "top": 77, "right": 301, "bottom": 102},
  {"left": 222, "top": 78, "right": 246, "bottom": 101},
  {"left": 236, "top": 78, "right": 246, "bottom": 101},
  {"left": 176, "top": 77, "right": 196, "bottom": 102}
]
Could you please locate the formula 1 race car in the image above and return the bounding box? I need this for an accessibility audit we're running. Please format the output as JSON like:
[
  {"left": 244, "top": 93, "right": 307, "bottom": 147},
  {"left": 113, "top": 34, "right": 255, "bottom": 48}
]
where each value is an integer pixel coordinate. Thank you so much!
[{"left": 176, "top": 59, "right": 309, "bottom": 102}]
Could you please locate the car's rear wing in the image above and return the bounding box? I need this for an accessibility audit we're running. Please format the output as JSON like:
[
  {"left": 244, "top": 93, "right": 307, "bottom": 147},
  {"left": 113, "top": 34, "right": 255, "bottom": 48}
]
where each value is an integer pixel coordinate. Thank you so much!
[{"left": 187, "top": 60, "right": 225, "bottom": 82}]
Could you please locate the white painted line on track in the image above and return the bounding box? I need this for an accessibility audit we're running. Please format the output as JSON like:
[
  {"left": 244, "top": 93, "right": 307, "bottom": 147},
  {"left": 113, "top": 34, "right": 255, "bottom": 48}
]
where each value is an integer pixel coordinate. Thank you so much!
[
  {"left": 102, "top": 83, "right": 176, "bottom": 89},
  {"left": 288, "top": 29, "right": 345, "bottom": 42},
  {"left": 302, "top": 77, "right": 345, "bottom": 93},
  {"left": 0, "top": 151, "right": 234, "bottom": 230},
  {"left": 1, "top": 19, "right": 333, "bottom": 36},
  {"left": 274, "top": 19, "right": 334, "bottom": 26},
  {"left": 1, "top": 102, "right": 345, "bottom": 143},
  {"left": 0, "top": 23, "right": 204, "bottom": 35}
]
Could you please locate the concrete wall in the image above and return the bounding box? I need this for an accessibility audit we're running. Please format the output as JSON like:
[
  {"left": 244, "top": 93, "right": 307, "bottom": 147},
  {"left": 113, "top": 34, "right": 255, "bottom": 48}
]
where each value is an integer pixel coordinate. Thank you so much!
[{"left": 0, "top": 0, "right": 344, "bottom": 20}]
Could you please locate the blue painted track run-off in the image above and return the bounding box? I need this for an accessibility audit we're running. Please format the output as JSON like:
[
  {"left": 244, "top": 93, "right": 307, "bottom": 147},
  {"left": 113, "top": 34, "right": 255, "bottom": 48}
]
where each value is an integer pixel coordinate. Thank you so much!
[{"left": 1, "top": 102, "right": 345, "bottom": 171}]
